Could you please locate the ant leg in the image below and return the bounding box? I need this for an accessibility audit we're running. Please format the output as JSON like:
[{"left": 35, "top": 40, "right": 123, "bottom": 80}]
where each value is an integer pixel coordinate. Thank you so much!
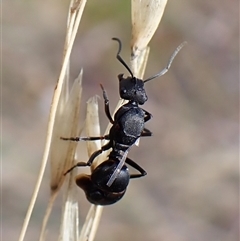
[
  {"left": 100, "top": 84, "right": 114, "bottom": 124},
  {"left": 60, "top": 134, "right": 110, "bottom": 142},
  {"left": 142, "top": 108, "right": 152, "bottom": 123},
  {"left": 86, "top": 141, "right": 112, "bottom": 166},
  {"left": 125, "top": 157, "right": 147, "bottom": 179},
  {"left": 64, "top": 141, "right": 112, "bottom": 175},
  {"left": 64, "top": 161, "right": 88, "bottom": 175},
  {"left": 141, "top": 127, "right": 152, "bottom": 137}
]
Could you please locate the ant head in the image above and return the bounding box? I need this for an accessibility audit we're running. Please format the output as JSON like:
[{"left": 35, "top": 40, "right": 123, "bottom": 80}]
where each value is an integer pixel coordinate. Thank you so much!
[
  {"left": 112, "top": 38, "right": 148, "bottom": 105},
  {"left": 118, "top": 74, "right": 148, "bottom": 105},
  {"left": 113, "top": 38, "right": 187, "bottom": 102},
  {"left": 75, "top": 160, "right": 130, "bottom": 205}
]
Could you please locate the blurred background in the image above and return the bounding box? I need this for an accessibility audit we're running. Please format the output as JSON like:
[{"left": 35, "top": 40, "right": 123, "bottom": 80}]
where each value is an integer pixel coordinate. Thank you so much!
[{"left": 3, "top": 0, "right": 239, "bottom": 241}]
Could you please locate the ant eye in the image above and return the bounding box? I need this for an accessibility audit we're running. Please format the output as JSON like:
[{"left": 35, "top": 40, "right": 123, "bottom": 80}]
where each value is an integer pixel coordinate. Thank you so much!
[{"left": 121, "top": 89, "right": 127, "bottom": 95}]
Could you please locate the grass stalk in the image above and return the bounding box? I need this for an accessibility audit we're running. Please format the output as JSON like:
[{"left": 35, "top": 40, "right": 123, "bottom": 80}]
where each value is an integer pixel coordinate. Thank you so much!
[{"left": 19, "top": 1, "right": 87, "bottom": 240}]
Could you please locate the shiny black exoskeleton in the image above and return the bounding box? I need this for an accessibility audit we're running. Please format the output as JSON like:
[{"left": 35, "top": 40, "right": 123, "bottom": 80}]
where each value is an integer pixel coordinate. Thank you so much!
[
  {"left": 62, "top": 38, "right": 185, "bottom": 204},
  {"left": 65, "top": 148, "right": 146, "bottom": 205}
]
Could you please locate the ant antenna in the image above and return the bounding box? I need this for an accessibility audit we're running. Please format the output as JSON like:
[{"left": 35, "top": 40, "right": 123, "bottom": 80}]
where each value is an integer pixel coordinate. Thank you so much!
[
  {"left": 112, "top": 38, "right": 134, "bottom": 78},
  {"left": 144, "top": 41, "right": 187, "bottom": 83}
]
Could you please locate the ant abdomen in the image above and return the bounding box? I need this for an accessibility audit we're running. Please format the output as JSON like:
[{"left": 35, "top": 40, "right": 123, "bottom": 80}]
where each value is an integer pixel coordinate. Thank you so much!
[
  {"left": 91, "top": 160, "right": 130, "bottom": 192},
  {"left": 75, "top": 160, "right": 130, "bottom": 205}
]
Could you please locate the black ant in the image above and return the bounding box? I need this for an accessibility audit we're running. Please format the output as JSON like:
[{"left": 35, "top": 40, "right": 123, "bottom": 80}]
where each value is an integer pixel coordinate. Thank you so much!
[{"left": 61, "top": 38, "right": 185, "bottom": 204}]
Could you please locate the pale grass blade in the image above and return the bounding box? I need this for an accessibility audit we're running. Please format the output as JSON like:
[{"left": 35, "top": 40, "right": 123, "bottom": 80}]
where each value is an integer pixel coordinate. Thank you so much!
[
  {"left": 18, "top": 0, "right": 87, "bottom": 239},
  {"left": 40, "top": 73, "right": 82, "bottom": 241},
  {"left": 58, "top": 166, "right": 80, "bottom": 241},
  {"left": 131, "top": 0, "right": 168, "bottom": 57},
  {"left": 78, "top": 97, "right": 104, "bottom": 241}
]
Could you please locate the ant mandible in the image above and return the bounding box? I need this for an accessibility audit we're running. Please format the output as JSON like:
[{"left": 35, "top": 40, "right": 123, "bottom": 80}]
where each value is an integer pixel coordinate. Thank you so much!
[{"left": 62, "top": 38, "right": 186, "bottom": 189}]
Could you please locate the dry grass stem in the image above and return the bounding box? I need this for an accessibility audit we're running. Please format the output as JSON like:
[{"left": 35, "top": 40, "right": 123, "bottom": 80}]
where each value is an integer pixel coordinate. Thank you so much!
[
  {"left": 50, "top": 72, "right": 83, "bottom": 192},
  {"left": 40, "top": 72, "right": 83, "bottom": 241},
  {"left": 19, "top": 1, "right": 87, "bottom": 240},
  {"left": 131, "top": 0, "right": 168, "bottom": 58},
  {"left": 78, "top": 97, "right": 104, "bottom": 241},
  {"left": 85, "top": 97, "right": 102, "bottom": 168},
  {"left": 131, "top": 47, "right": 150, "bottom": 78},
  {"left": 59, "top": 196, "right": 80, "bottom": 241},
  {"left": 58, "top": 162, "right": 80, "bottom": 241},
  {"left": 79, "top": 205, "right": 102, "bottom": 241}
]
